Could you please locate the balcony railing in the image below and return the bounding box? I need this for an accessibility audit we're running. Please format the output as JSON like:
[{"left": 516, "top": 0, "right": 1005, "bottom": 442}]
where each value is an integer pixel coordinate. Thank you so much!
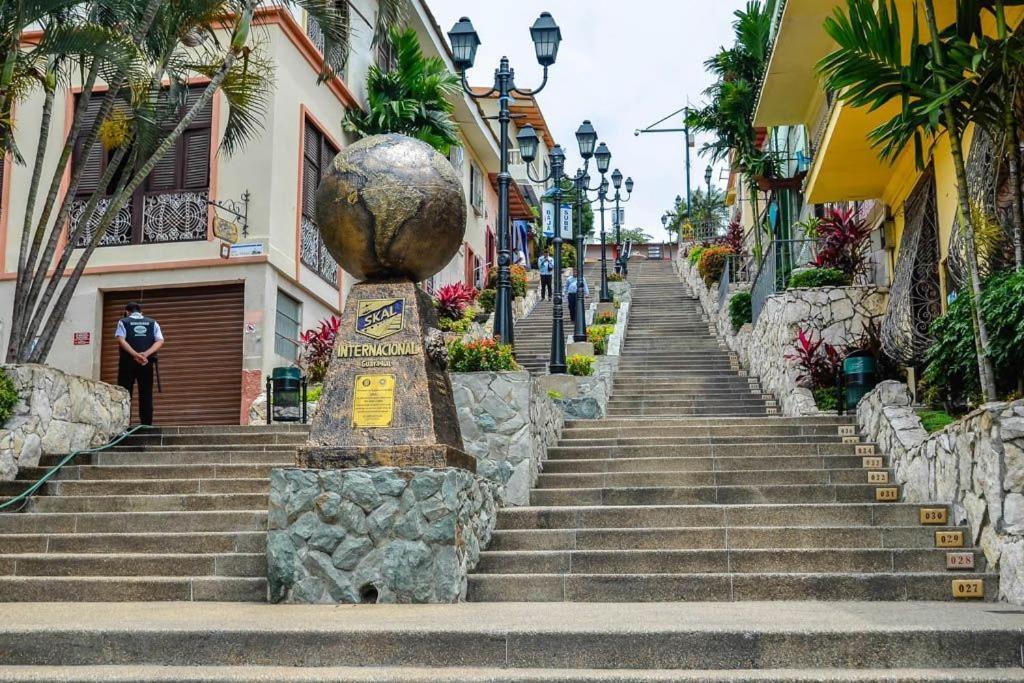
[
  {"left": 306, "top": 15, "right": 348, "bottom": 76},
  {"left": 142, "top": 190, "right": 209, "bottom": 243},
  {"left": 71, "top": 197, "right": 133, "bottom": 248},
  {"left": 300, "top": 215, "right": 339, "bottom": 286}
]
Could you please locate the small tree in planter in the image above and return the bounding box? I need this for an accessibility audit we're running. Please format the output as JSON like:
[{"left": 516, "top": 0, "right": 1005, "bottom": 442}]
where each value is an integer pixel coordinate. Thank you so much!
[
  {"left": 786, "top": 328, "right": 844, "bottom": 411},
  {"left": 433, "top": 283, "right": 479, "bottom": 334},
  {"left": 587, "top": 325, "right": 615, "bottom": 355},
  {"left": 698, "top": 246, "right": 735, "bottom": 284},
  {"left": 567, "top": 355, "right": 595, "bottom": 377},
  {"left": 811, "top": 207, "right": 871, "bottom": 282},
  {"left": 298, "top": 316, "right": 341, "bottom": 384}
]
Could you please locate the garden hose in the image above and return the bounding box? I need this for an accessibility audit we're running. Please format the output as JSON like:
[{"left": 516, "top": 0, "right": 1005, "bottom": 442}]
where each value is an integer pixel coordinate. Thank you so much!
[{"left": 0, "top": 425, "right": 146, "bottom": 513}]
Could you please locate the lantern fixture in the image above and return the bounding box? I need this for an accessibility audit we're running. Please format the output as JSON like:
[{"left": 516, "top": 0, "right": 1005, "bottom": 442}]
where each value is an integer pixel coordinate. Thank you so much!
[
  {"left": 516, "top": 125, "right": 540, "bottom": 164},
  {"left": 530, "top": 12, "right": 562, "bottom": 67},
  {"left": 447, "top": 17, "right": 481, "bottom": 71},
  {"left": 576, "top": 120, "right": 598, "bottom": 159}
]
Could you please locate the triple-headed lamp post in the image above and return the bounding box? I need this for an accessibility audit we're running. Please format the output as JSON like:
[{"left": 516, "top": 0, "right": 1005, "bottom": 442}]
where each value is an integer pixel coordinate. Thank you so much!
[
  {"left": 517, "top": 126, "right": 567, "bottom": 373},
  {"left": 610, "top": 169, "right": 634, "bottom": 276},
  {"left": 449, "top": 13, "right": 562, "bottom": 347},
  {"left": 591, "top": 143, "right": 615, "bottom": 303},
  {"left": 571, "top": 120, "right": 599, "bottom": 342}
]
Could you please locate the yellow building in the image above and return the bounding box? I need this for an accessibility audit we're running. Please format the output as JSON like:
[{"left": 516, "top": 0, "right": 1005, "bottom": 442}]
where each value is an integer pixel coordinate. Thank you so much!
[{"left": 754, "top": 0, "right": 1023, "bottom": 368}]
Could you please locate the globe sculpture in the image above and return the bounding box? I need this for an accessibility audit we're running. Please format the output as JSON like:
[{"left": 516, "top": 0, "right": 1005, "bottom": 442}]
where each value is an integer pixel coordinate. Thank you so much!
[{"left": 315, "top": 133, "right": 467, "bottom": 282}]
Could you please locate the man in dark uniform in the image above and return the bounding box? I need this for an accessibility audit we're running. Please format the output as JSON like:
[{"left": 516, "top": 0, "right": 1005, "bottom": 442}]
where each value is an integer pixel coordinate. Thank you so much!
[{"left": 115, "top": 302, "right": 164, "bottom": 426}]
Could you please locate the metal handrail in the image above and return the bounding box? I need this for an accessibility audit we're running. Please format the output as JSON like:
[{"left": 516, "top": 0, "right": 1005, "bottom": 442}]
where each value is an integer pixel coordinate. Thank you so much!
[
  {"left": 0, "top": 425, "right": 146, "bottom": 512},
  {"left": 718, "top": 257, "right": 732, "bottom": 311}
]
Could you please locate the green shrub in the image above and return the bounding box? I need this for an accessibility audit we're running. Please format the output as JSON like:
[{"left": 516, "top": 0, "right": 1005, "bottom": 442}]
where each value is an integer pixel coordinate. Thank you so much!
[
  {"left": 438, "top": 307, "right": 475, "bottom": 334},
  {"left": 594, "top": 311, "right": 617, "bottom": 325},
  {"left": 608, "top": 272, "right": 625, "bottom": 282},
  {"left": 487, "top": 265, "right": 527, "bottom": 298},
  {"left": 478, "top": 289, "right": 496, "bottom": 314},
  {"left": 560, "top": 243, "right": 577, "bottom": 270},
  {"left": 924, "top": 269, "right": 1024, "bottom": 405},
  {"left": 567, "top": 354, "right": 595, "bottom": 377},
  {"left": 447, "top": 338, "right": 518, "bottom": 372},
  {"left": 698, "top": 246, "right": 734, "bottom": 284},
  {"left": 547, "top": 389, "right": 563, "bottom": 400},
  {"left": 918, "top": 409, "right": 955, "bottom": 434},
  {"left": 728, "top": 291, "right": 752, "bottom": 332},
  {"left": 0, "top": 370, "right": 18, "bottom": 425},
  {"left": 788, "top": 267, "right": 850, "bottom": 289},
  {"left": 688, "top": 246, "right": 706, "bottom": 266},
  {"left": 812, "top": 387, "right": 839, "bottom": 412},
  {"left": 306, "top": 384, "right": 323, "bottom": 403},
  {"left": 587, "top": 324, "right": 615, "bottom": 355}
]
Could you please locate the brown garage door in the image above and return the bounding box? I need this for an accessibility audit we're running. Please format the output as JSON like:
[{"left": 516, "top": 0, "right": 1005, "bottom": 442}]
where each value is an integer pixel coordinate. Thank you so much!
[{"left": 102, "top": 284, "right": 244, "bottom": 425}]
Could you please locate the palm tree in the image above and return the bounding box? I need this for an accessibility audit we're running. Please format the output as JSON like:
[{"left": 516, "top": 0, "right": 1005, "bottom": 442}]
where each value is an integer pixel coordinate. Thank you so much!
[
  {"left": 687, "top": 0, "right": 772, "bottom": 262},
  {"left": 818, "top": 0, "right": 999, "bottom": 401},
  {"left": 4, "top": 0, "right": 394, "bottom": 364},
  {"left": 343, "top": 27, "right": 460, "bottom": 154}
]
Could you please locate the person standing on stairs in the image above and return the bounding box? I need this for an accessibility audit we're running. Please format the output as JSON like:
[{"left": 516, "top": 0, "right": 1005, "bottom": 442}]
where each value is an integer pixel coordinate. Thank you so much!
[
  {"left": 565, "top": 268, "right": 589, "bottom": 325},
  {"left": 115, "top": 301, "right": 165, "bottom": 426},
  {"left": 538, "top": 248, "right": 555, "bottom": 301}
]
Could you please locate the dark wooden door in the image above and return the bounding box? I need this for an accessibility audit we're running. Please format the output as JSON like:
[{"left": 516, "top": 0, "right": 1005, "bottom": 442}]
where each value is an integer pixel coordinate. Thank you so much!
[{"left": 101, "top": 283, "right": 244, "bottom": 425}]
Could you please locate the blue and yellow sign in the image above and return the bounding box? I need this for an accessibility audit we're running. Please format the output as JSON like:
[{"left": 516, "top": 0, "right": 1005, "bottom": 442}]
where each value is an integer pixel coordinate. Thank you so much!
[{"left": 356, "top": 299, "right": 405, "bottom": 340}]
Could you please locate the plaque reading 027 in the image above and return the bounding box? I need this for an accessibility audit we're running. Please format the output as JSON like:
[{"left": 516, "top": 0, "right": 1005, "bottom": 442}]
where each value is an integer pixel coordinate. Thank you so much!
[{"left": 352, "top": 374, "right": 396, "bottom": 428}]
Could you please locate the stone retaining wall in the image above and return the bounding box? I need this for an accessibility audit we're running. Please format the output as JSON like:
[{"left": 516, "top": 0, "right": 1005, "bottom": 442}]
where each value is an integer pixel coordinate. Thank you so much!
[
  {"left": 450, "top": 371, "right": 563, "bottom": 506},
  {"left": 677, "top": 258, "right": 886, "bottom": 416},
  {"left": 858, "top": 381, "right": 1024, "bottom": 603},
  {"left": 0, "top": 364, "right": 130, "bottom": 481},
  {"left": 268, "top": 466, "right": 498, "bottom": 604}
]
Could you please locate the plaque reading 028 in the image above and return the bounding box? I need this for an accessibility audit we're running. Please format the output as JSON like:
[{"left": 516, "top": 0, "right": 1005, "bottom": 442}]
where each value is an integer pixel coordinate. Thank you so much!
[{"left": 352, "top": 374, "right": 396, "bottom": 428}]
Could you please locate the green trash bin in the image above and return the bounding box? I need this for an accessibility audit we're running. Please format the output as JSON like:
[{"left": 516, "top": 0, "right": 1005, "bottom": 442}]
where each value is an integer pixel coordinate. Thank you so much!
[
  {"left": 269, "top": 367, "right": 306, "bottom": 423},
  {"left": 843, "top": 351, "right": 877, "bottom": 410}
]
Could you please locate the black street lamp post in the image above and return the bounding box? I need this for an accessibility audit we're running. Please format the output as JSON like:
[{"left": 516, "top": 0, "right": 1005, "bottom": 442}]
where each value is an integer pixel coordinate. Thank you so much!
[
  {"left": 449, "top": 13, "right": 562, "bottom": 347},
  {"left": 593, "top": 143, "right": 614, "bottom": 303},
  {"left": 517, "top": 126, "right": 567, "bottom": 373},
  {"left": 610, "top": 169, "right": 634, "bottom": 276},
  {"left": 571, "top": 120, "right": 598, "bottom": 342}
]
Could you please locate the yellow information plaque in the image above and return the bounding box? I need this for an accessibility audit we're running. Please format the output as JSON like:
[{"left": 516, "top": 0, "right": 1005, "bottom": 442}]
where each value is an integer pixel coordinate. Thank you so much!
[
  {"left": 352, "top": 374, "right": 397, "bottom": 428},
  {"left": 936, "top": 530, "right": 965, "bottom": 548},
  {"left": 920, "top": 508, "right": 949, "bottom": 525},
  {"left": 952, "top": 579, "right": 984, "bottom": 599}
]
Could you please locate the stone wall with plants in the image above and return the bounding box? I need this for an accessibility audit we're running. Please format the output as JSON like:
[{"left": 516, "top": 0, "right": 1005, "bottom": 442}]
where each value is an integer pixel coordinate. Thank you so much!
[
  {"left": 450, "top": 370, "right": 563, "bottom": 506},
  {"left": 0, "top": 364, "right": 130, "bottom": 481},
  {"left": 677, "top": 256, "right": 886, "bottom": 416},
  {"left": 268, "top": 466, "right": 498, "bottom": 604},
  {"left": 540, "top": 356, "right": 619, "bottom": 421},
  {"left": 858, "top": 381, "right": 1024, "bottom": 603}
]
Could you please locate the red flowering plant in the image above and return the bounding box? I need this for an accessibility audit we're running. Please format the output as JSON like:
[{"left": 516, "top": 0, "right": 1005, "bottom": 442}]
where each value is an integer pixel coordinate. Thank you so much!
[
  {"left": 298, "top": 315, "right": 341, "bottom": 383},
  {"left": 721, "top": 220, "right": 745, "bottom": 255},
  {"left": 811, "top": 207, "right": 871, "bottom": 281},
  {"left": 785, "top": 328, "right": 844, "bottom": 389},
  {"left": 433, "top": 283, "right": 479, "bottom": 334}
]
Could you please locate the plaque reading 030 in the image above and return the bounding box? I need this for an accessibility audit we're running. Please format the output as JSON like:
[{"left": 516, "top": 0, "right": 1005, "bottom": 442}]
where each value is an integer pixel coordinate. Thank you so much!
[{"left": 352, "top": 374, "right": 397, "bottom": 428}]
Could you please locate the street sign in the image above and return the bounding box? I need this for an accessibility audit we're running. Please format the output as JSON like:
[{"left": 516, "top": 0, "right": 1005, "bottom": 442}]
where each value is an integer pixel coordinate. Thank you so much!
[
  {"left": 560, "top": 205, "right": 573, "bottom": 240},
  {"left": 544, "top": 203, "right": 573, "bottom": 240}
]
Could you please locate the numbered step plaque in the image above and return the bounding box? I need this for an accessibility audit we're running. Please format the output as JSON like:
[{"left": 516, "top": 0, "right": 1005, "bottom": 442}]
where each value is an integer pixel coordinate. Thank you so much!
[
  {"left": 862, "top": 456, "right": 884, "bottom": 469},
  {"left": 946, "top": 552, "right": 976, "bottom": 571},
  {"left": 875, "top": 487, "right": 899, "bottom": 502},
  {"left": 855, "top": 444, "right": 876, "bottom": 456},
  {"left": 867, "top": 471, "right": 890, "bottom": 485},
  {"left": 842, "top": 436, "right": 860, "bottom": 444},
  {"left": 838, "top": 425, "right": 856, "bottom": 437},
  {"left": 952, "top": 579, "right": 984, "bottom": 599},
  {"left": 919, "top": 508, "right": 949, "bottom": 525},
  {"left": 935, "top": 530, "right": 965, "bottom": 548}
]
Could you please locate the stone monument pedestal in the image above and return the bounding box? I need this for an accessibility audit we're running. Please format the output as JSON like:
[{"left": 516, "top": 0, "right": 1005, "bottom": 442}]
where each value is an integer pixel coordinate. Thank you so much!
[{"left": 298, "top": 281, "right": 474, "bottom": 472}]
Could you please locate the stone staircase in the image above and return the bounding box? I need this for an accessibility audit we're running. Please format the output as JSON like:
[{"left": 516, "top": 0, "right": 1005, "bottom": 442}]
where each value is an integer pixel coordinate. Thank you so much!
[
  {"left": 0, "top": 258, "right": 1021, "bottom": 680},
  {"left": 513, "top": 264, "right": 601, "bottom": 375},
  {"left": 468, "top": 259, "right": 996, "bottom": 602},
  {"left": 0, "top": 425, "right": 304, "bottom": 601}
]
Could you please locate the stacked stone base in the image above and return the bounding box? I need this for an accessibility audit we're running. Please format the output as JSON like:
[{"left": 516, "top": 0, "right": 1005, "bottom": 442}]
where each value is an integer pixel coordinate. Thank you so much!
[{"left": 268, "top": 466, "right": 498, "bottom": 604}]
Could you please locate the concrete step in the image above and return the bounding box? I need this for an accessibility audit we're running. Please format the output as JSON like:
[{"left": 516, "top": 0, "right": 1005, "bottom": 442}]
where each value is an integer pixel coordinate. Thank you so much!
[
  {"left": 553, "top": 435, "right": 855, "bottom": 448},
  {"left": 5, "top": 665, "right": 1022, "bottom": 682},
  {"left": 24, "top": 493, "right": 268, "bottom": 513},
  {"left": 14, "top": 478, "right": 270, "bottom": 496},
  {"left": 527, "top": 483, "right": 889, "bottom": 506},
  {"left": 486, "top": 525, "right": 964, "bottom": 551},
  {"left": 535, "top": 468, "right": 892, "bottom": 488},
  {"left": 0, "top": 576, "right": 266, "bottom": 601},
  {"left": 0, "top": 510, "right": 267, "bottom": 534},
  {"left": 0, "top": 531, "right": 266, "bottom": 554},
  {"left": 474, "top": 548, "right": 985, "bottom": 574},
  {"left": 563, "top": 417, "right": 856, "bottom": 428},
  {"left": 18, "top": 463, "right": 280, "bottom": 481},
  {"left": 496, "top": 503, "right": 923, "bottom": 530},
  {"left": 0, "top": 552, "right": 263, "bottom": 577},
  {"left": 0, "top": 602, "right": 1020, "bottom": 669},
  {"left": 559, "top": 425, "right": 849, "bottom": 438},
  {"left": 466, "top": 572, "right": 997, "bottom": 602},
  {"left": 543, "top": 455, "right": 872, "bottom": 473}
]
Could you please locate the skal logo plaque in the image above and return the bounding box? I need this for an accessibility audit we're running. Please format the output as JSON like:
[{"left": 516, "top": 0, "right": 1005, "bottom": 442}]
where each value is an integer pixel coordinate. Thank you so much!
[{"left": 356, "top": 299, "right": 405, "bottom": 340}]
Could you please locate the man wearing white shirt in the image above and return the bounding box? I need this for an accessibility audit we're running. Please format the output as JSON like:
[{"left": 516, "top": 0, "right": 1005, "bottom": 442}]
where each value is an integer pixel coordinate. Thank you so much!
[
  {"left": 565, "top": 269, "right": 589, "bottom": 325},
  {"left": 115, "top": 302, "right": 165, "bottom": 426}
]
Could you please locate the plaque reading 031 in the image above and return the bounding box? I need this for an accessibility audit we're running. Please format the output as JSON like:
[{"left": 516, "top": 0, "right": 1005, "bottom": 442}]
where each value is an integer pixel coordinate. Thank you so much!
[{"left": 352, "top": 375, "right": 397, "bottom": 428}]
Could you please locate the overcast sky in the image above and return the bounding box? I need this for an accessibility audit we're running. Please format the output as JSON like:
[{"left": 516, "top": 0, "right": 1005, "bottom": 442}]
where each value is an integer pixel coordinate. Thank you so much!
[{"left": 429, "top": 0, "right": 747, "bottom": 242}]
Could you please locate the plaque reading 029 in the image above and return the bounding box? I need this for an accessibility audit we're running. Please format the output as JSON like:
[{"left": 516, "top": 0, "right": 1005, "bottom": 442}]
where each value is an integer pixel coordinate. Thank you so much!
[{"left": 352, "top": 375, "right": 396, "bottom": 428}]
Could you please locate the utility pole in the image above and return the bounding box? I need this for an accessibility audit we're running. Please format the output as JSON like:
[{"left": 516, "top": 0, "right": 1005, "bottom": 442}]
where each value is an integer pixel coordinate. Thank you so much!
[{"left": 635, "top": 105, "right": 693, "bottom": 233}]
